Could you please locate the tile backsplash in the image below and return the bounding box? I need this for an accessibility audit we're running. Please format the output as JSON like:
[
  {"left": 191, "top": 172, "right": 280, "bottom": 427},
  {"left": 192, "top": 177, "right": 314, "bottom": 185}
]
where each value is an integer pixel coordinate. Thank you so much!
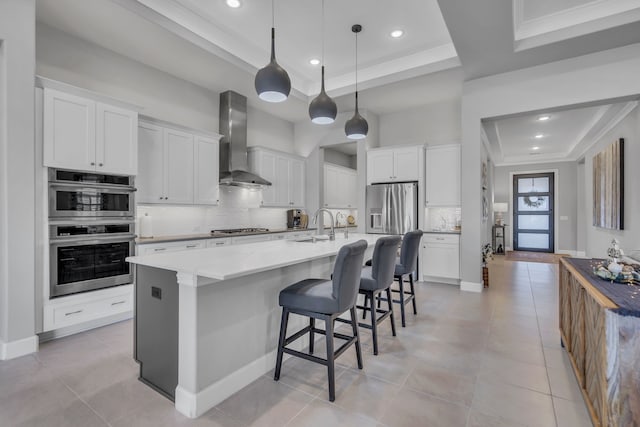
[
  {"left": 425, "top": 207, "right": 461, "bottom": 231},
  {"left": 137, "top": 186, "right": 289, "bottom": 236}
]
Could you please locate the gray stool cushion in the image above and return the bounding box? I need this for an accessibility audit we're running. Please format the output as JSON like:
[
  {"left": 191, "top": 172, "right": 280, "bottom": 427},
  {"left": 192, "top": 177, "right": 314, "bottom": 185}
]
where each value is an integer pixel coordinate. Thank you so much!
[
  {"left": 359, "top": 266, "right": 377, "bottom": 291},
  {"left": 395, "top": 230, "right": 423, "bottom": 276},
  {"left": 279, "top": 279, "right": 338, "bottom": 314}
]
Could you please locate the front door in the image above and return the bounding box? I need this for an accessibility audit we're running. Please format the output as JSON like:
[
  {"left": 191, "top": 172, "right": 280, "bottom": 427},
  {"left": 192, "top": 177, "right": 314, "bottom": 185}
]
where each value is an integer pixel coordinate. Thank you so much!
[{"left": 513, "top": 173, "right": 554, "bottom": 253}]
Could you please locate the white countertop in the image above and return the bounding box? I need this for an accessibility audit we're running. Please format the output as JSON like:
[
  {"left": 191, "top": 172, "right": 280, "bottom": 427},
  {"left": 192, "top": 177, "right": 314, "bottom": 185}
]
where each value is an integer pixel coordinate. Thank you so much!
[{"left": 126, "top": 233, "right": 384, "bottom": 282}]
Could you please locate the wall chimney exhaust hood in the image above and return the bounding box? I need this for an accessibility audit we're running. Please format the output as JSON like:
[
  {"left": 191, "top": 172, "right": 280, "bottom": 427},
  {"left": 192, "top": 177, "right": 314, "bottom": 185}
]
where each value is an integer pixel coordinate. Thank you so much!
[{"left": 219, "top": 90, "right": 272, "bottom": 188}]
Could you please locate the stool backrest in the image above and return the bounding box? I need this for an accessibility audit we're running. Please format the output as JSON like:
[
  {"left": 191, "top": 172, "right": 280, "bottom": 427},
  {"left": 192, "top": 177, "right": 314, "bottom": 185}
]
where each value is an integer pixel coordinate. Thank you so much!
[
  {"left": 371, "top": 235, "right": 402, "bottom": 289},
  {"left": 332, "top": 239, "right": 368, "bottom": 312},
  {"left": 399, "top": 230, "right": 424, "bottom": 272}
]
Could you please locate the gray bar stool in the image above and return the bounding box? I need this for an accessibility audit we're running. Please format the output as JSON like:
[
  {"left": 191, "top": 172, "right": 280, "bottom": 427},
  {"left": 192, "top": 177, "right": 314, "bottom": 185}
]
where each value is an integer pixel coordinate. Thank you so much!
[
  {"left": 274, "top": 240, "right": 368, "bottom": 402},
  {"left": 377, "top": 230, "right": 423, "bottom": 327},
  {"left": 357, "top": 235, "right": 402, "bottom": 355}
]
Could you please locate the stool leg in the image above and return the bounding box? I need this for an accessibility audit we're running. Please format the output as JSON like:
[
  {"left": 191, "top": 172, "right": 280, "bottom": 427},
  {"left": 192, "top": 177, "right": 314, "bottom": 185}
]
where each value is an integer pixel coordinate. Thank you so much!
[
  {"left": 325, "top": 316, "right": 336, "bottom": 402},
  {"left": 274, "top": 308, "right": 289, "bottom": 381},
  {"left": 387, "top": 287, "right": 397, "bottom": 337},
  {"left": 309, "top": 317, "right": 315, "bottom": 355},
  {"left": 362, "top": 294, "right": 368, "bottom": 320},
  {"left": 350, "top": 307, "right": 363, "bottom": 369},
  {"left": 370, "top": 291, "right": 379, "bottom": 355},
  {"left": 409, "top": 274, "right": 417, "bottom": 315},
  {"left": 398, "top": 275, "right": 406, "bottom": 327}
]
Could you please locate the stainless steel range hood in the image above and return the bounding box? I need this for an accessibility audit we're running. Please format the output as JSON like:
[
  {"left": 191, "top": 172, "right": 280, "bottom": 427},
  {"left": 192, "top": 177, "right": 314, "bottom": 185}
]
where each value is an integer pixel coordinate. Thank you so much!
[{"left": 219, "top": 91, "right": 271, "bottom": 188}]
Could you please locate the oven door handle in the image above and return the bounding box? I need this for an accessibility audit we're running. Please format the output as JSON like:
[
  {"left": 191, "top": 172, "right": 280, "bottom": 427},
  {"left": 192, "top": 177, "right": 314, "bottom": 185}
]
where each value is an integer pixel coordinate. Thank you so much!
[
  {"left": 49, "top": 181, "right": 136, "bottom": 192},
  {"left": 50, "top": 235, "right": 136, "bottom": 246}
]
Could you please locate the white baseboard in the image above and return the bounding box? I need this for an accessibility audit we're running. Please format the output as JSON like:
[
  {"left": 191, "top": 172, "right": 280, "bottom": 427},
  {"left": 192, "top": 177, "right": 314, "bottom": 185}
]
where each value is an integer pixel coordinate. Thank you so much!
[
  {"left": 557, "top": 249, "right": 577, "bottom": 256},
  {"left": 506, "top": 246, "right": 513, "bottom": 252},
  {"left": 422, "top": 275, "right": 460, "bottom": 286},
  {"left": 176, "top": 349, "right": 279, "bottom": 418},
  {"left": 0, "top": 335, "right": 39, "bottom": 360},
  {"left": 460, "top": 281, "right": 483, "bottom": 293}
]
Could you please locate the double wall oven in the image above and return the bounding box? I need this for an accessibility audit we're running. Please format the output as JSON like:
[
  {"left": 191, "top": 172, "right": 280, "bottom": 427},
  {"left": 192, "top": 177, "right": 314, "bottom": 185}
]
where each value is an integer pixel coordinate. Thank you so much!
[{"left": 48, "top": 169, "right": 135, "bottom": 298}]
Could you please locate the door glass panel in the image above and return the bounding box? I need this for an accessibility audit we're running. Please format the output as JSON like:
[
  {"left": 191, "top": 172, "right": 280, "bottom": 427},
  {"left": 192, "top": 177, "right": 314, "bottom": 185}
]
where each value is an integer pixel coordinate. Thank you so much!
[
  {"left": 518, "top": 233, "right": 549, "bottom": 249},
  {"left": 517, "top": 177, "right": 549, "bottom": 193},
  {"left": 517, "top": 196, "right": 549, "bottom": 211},
  {"left": 518, "top": 215, "right": 549, "bottom": 230}
]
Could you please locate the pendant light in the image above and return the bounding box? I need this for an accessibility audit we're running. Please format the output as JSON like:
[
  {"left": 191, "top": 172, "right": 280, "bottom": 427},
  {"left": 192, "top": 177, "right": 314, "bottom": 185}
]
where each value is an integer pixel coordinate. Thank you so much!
[
  {"left": 255, "top": 0, "right": 291, "bottom": 103},
  {"left": 308, "top": 0, "right": 337, "bottom": 124},
  {"left": 345, "top": 24, "right": 368, "bottom": 140}
]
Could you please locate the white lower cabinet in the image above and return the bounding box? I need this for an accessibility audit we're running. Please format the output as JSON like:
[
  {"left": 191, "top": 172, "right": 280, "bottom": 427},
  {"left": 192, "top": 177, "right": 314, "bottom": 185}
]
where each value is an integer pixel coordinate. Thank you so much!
[
  {"left": 231, "top": 234, "right": 273, "bottom": 245},
  {"left": 42, "top": 285, "right": 133, "bottom": 332},
  {"left": 421, "top": 234, "right": 460, "bottom": 280},
  {"left": 136, "top": 239, "right": 206, "bottom": 256}
]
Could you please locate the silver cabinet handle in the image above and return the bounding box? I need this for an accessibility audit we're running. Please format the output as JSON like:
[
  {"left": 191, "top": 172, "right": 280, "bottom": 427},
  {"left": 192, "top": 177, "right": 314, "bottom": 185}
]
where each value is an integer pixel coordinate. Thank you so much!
[
  {"left": 98, "top": 163, "right": 103, "bottom": 167},
  {"left": 186, "top": 244, "right": 198, "bottom": 248},
  {"left": 111, "top": 301, "right": 125, "bottom": 306},
  {"left": 65, "top": 310, "right": 83, "bottom": 316},
  {"left": 154, "top": 248, "right": 166, "bottom": 252},
  {"left": 164, "top": 197, "right": 168, "bottom": 200},
  {"left": 159, "top": 196, "right": 163, "bottom": 200},
  {"left": 436, "top": 237, "right": 445, "bottom": 241},
  {"left": 90, "top": 162, "right": 95, "bottom": 166},
  {"left": 215, "top": 242, "right": 225, "bottom": 246}
]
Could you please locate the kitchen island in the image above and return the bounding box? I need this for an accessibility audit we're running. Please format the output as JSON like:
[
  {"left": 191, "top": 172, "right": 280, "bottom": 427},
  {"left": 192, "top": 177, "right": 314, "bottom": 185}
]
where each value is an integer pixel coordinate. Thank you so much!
[{"left": 126, "top": 233, "right": 382, "bottom": 418}]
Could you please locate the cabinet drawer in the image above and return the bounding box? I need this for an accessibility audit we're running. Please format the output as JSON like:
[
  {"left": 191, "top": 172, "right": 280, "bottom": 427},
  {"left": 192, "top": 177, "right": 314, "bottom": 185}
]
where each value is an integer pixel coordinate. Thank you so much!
[
  {"left": 207, "top": 238, "right": 232, "bottom": 248},
  {"left": 51, "top": 292, "right": 132, "bottom": 329},
  {"left": 423, "top": 234, "right": 459, "bottom": 244}
]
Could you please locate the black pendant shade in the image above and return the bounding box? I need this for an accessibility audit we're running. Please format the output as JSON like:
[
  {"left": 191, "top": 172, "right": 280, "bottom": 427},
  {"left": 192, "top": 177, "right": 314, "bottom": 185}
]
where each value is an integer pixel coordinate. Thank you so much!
[
  {"left": 345, "top": 24, "right": 368, "bottom": 140},
  {"left": 309, "top": 66, "right": 337, "bottom": 124},
  {"left": 255, "top": 27, "right": 291, "bottom": 103}
]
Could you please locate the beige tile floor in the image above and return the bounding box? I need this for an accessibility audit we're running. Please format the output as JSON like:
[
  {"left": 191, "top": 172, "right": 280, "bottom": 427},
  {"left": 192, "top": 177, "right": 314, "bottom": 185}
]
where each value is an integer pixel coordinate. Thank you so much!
[{"left": 0, "top": 257, "right": 592, "bottom": 426}]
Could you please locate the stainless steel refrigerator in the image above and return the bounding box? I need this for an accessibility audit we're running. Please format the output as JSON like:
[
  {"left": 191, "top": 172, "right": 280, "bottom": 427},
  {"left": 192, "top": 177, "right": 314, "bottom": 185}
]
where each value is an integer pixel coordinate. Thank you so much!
[{"left": 366, "top": 182, "right": 418, "bottom": 234}]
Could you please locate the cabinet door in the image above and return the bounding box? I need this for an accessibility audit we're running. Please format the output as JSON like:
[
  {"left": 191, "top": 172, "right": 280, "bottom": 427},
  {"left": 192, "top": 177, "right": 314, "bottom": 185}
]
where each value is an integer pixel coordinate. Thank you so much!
[
  {"left": 345, "top": 170, "right": 358, "bottom": 208},
  {"left": 288, "top": 158, "right": 305, "bottom": 207},
  {"left": 96, "top": 103, "right": 138, "bottom": 175},
  {"left": 393, "top": 146, "right": 420, "bottom": 182},
  {"left": 274, "top": 156, "right": 290, "bottom": 206},
  {"left": 367, "top": 150, "right": 395, "bottom": 184},
  {"left": 422, "top": 242, "right": 460, "bottom": 279},
  {"left": 137, "top": 123, "right": 165, "bottom": 203},
  {"left": 43, "top": 89, "right": 96, "bottom": 171},
  {"left": 164, "top": 128, "right": 194, "bottom": 204},
  {"left": 256, "top": 151, "right": 278, "bottom": 206},
  {"left": 323, "top": 164, "right": 340, "bottom": 208},
  {"left": 194, "top": 137, "right": 219, "bottom": 205},
  {"left": 426, "top": 146, "right": 460, "bottom": 206}
]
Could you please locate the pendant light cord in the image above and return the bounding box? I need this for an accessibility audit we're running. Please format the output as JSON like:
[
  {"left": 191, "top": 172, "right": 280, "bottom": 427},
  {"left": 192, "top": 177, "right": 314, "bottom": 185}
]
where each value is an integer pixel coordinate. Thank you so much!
[
  {"left": 355, "top": 27, "right": 359, "bottom": 110},
  {"left": 321, "top": 0, "right": 325, "bottom": 66},
  {"left": 272, "top": 0, "right": 274, "bottom": 28}
]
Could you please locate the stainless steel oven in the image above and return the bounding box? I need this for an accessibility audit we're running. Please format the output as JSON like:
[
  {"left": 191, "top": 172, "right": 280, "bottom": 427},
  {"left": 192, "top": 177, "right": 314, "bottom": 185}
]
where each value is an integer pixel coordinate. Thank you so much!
[
  {"left": 49, "top": 220, "right": 135, "bottom": 298},
  {"left": 48, "top": 169, "right": 135, "bottom": 218}
]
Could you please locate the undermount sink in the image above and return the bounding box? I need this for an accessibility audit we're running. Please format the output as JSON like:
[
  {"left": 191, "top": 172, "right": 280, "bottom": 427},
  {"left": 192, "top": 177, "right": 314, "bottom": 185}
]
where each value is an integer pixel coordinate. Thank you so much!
[{"left": 295, "top": 235, "right": 331, "bottom": 243}]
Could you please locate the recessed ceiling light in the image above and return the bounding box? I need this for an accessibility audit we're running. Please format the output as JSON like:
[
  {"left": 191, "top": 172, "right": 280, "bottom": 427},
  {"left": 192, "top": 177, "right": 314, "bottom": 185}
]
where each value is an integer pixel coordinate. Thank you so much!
[
  {"left": 532, "top": 146, "right": 540, "bottom": 150},
  {"left": 309, "top": 58, "right": 320, "bottom": 66},
  {"left": 535, "top": 134, "right": 544, "bottom": 139},
  {"left": 537, "top": 115, "right": 550, "bottom": 121},
  {"left": 226, "top": 0, "right": 241, "bottom": 8},
  {"left": 390, "top": 29, "right": 404, "bottom": 38}
]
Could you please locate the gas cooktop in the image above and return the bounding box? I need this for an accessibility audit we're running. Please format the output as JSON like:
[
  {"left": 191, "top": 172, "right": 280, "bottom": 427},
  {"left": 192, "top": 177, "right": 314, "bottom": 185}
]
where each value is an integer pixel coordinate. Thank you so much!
[{"left": 211, "top": 228, "right": 270, "bottom": 235}]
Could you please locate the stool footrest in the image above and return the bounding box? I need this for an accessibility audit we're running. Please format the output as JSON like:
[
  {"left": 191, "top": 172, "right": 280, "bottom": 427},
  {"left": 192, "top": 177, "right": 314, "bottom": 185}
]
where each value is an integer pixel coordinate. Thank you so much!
[{"left": 283, "top": 348, "right": 327, "bottom": 366}]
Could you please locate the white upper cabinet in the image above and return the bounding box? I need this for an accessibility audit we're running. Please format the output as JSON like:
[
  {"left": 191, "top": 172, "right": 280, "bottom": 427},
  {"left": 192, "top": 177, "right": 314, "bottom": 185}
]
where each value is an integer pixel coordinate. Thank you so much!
[
  {"left": 137, "top": 120, "right": 220, "bottom": 205},
  {"left": 248, "top": 148, "right": 305, "bottom": 208},
  {"left": 366, "top": 146, "right": 421, "bottom": 184},
  {"left": 195, "top": 136, "right": 220, "bottom": 205},
  {"left": 425, "top": 145, "right": 460, "bottom": 206},
  {"left": 164, "top": 128, "right": 194, "bottom": 205},
  {"left": 324, "top": 163, "right": 358, "bottom": 209},
  {"left": 43, "top": 88, "right": 137, "bottom": 175}
]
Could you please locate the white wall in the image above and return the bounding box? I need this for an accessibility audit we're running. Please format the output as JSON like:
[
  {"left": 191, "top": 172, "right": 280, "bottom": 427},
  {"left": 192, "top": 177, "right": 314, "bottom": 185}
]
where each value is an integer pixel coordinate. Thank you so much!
[
  {"left": 324, "top": 148, "right": 356, "bottom": 169},
  {"left": 0, "top": 0, "right": 38, "bottom": 359},
  {"left": 584, "top": 105, "right": 639, "bottom": 258},
  {"left": 460, "top": 42, "right": 640, "bottom": 288},
  {"left": 378, "top": 98, "right": 461, "bottom": 147}
]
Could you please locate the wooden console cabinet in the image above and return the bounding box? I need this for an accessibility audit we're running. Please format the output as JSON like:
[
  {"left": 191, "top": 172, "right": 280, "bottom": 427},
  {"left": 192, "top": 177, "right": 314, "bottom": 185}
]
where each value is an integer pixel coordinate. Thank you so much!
[{"left": 559, "top": 258, "right": 640, "bottom": 427}]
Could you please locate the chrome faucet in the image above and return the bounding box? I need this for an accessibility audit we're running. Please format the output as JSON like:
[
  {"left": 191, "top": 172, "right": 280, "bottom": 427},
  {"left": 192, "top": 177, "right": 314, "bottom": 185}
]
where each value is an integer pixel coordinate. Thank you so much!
[
  {"left": 335, "top": 212, "right": 349, "bottom": 239},
  {"left": 313, "top": 208, "right": 335, "bottom": 241}
]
